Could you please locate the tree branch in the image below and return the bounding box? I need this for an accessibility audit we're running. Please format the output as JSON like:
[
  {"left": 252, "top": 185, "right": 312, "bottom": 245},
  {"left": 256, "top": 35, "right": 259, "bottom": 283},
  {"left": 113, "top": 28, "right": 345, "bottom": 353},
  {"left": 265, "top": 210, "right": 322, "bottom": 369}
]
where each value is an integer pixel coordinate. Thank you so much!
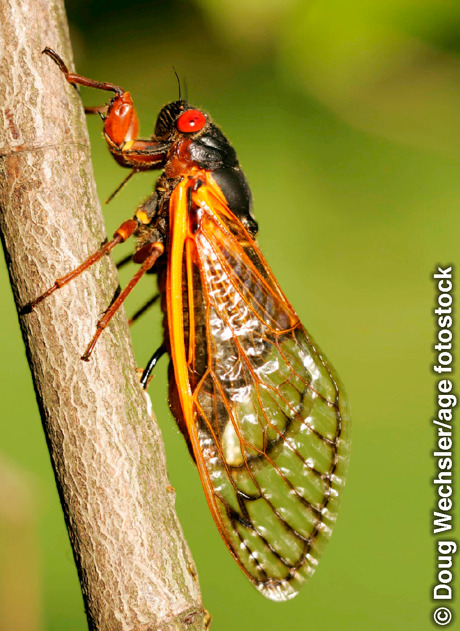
[{"left": 0, "top": 1, "right": 206, "bottom": 629}]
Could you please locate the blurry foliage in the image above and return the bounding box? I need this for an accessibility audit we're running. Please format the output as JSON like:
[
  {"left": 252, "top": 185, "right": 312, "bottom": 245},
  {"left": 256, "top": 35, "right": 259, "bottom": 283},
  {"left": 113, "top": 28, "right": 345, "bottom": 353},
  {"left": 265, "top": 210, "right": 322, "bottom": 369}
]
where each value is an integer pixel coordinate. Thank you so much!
[
  {"left": 281, "top": 0, "right": 460, "bottom": 152},
  {"left": 1, "top": 0, "right": 459, "bottom": 629}
]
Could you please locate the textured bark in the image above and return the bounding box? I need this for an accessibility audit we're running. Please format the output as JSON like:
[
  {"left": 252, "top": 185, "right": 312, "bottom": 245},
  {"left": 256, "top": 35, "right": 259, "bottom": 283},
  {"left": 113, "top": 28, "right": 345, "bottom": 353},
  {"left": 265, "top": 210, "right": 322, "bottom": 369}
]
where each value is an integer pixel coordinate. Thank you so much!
[{"left": 0, "top": 1, "right": 206, "bottom": 629}]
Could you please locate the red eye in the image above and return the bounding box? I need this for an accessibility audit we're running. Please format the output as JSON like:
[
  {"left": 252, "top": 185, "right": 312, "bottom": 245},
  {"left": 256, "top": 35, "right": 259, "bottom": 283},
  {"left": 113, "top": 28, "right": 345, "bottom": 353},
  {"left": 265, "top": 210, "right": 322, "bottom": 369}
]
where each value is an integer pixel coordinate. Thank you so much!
[{"left": 177, "top": 109, "right": 206, "bottom": 133}]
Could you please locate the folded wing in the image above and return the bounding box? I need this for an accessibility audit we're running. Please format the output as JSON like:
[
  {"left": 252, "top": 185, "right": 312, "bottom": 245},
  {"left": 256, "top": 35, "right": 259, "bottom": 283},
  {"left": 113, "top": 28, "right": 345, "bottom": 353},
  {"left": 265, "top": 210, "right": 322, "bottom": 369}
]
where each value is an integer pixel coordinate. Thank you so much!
[{"left": 169, "top": 174, "right": 351, "bottom": 601}]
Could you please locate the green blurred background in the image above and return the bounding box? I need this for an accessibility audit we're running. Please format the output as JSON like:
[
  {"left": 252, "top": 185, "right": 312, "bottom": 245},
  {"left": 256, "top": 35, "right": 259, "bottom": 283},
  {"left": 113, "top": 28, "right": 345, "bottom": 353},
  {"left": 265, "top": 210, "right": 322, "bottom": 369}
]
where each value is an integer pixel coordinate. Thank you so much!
[{"left": 1, "top": 0, "right": 459, "bottom": 629}]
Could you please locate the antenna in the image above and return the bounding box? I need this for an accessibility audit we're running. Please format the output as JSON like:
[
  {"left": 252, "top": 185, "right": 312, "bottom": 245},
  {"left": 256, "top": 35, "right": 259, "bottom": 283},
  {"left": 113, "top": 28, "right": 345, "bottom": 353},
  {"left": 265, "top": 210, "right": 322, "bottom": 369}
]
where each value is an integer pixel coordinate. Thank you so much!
[{"left": 172, "top": 66, "right": 182, "bottom": 101}]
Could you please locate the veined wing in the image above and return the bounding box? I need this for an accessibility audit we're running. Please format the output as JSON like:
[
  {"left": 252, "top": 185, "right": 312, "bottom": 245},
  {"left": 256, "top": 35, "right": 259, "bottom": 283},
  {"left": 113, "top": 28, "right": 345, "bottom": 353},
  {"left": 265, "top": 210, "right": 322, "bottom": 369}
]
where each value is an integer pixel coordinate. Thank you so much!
[{"left": 167, "top": 173, "right": 351, "bottom": 601}]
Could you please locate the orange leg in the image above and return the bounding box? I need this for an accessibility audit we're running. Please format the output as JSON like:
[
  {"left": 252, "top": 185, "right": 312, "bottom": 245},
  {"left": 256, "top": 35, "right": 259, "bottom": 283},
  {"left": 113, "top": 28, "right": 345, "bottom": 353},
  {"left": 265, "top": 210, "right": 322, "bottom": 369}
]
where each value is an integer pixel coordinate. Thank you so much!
[
  {"left": 20, "top": 219, "right": 138, "bottom": 314},
  {"left": 43, "top": 48, "right": 170, "bottom": 171},
  {"left": 43, "top": 48, "right": 124, "bottom": 95},
  {"left": 81, "top": 243, "right": 164, "bottom": 361}
]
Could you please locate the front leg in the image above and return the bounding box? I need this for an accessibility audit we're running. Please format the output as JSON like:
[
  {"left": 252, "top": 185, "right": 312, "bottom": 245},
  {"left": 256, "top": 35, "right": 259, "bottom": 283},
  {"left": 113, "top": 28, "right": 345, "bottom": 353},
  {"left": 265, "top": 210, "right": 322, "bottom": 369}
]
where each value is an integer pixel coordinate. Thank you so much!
[
  {"left": 43, "top": 48, "right": 170, "bottom": 171},
  {"left": 106, "top": 136, "right": 171, "bottom": 170}
]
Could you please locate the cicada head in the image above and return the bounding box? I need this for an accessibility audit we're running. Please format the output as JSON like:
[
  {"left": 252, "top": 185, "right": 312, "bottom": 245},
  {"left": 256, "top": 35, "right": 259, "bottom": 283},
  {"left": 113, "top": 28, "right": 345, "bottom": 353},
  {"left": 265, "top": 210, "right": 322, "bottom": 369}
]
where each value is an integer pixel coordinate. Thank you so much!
[
  {"left": 154, "top": 100, "right": 209, "bottom": 139},
  {"left": 155, "top": 100, "right": 246, "bottom": 191}
]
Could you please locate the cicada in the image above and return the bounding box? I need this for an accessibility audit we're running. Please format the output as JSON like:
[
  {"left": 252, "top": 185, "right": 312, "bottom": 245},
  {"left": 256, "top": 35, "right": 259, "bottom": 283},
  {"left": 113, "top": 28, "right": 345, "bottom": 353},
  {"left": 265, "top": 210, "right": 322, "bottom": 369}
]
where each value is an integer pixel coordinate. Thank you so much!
[{"left": 23, "top": 49, "right": 351, "bottom": 601}]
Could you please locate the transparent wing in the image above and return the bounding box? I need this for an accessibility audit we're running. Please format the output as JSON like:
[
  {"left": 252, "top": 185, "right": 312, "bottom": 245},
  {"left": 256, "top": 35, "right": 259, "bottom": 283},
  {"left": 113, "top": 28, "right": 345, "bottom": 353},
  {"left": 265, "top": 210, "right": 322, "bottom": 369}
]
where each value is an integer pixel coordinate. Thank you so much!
[
  {"left": 176, "top": 179, "right": 351, "bottom": 601},
  {"left": 167, "top": 175, "right": 351, "bottom": 601}
]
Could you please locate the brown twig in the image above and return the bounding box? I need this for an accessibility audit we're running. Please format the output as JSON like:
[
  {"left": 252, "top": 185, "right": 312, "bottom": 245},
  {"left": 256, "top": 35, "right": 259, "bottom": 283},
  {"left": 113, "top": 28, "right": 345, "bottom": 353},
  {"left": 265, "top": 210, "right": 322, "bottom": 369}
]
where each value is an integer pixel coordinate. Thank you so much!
[{"left": 0, "top": 1, "right": 206, "bottom": 629}]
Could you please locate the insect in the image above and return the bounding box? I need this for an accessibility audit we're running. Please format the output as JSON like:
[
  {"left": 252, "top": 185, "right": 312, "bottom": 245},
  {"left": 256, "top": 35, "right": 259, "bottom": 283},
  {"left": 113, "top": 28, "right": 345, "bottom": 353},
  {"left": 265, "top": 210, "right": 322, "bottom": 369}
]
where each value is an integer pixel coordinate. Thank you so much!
[{"left": 22, "top": 48, "right": 351, "bottom": 601}]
